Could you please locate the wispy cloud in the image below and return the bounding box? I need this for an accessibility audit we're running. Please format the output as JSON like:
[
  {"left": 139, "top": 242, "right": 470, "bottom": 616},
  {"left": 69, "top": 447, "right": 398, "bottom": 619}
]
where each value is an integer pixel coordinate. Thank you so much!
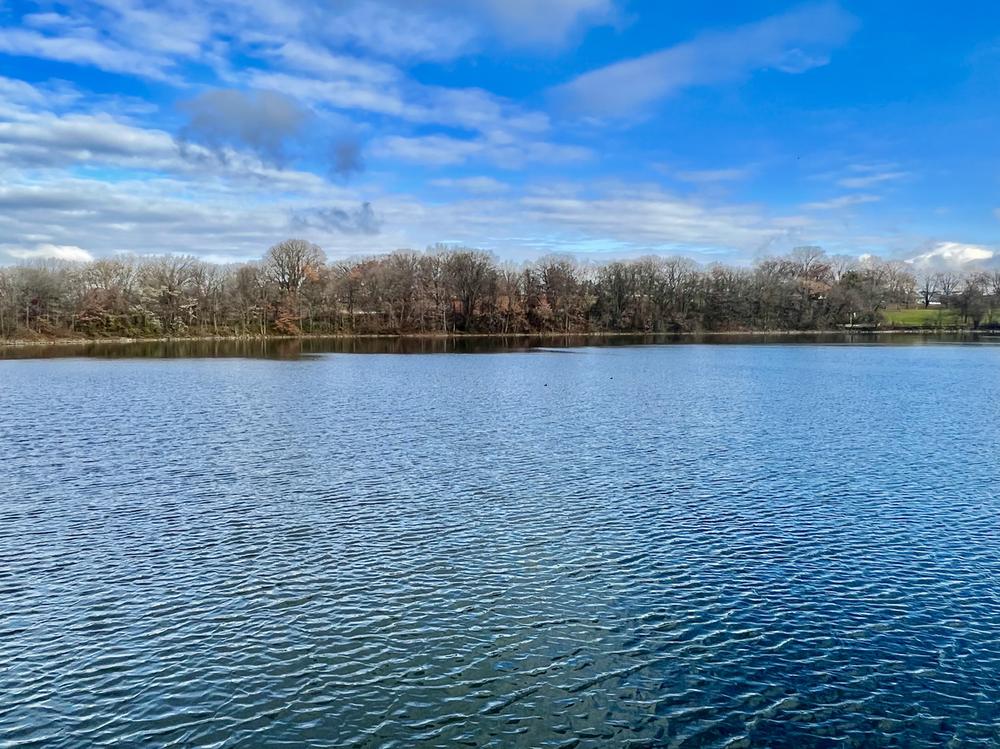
[
  {"left": 373, "top": 134, "right": 591, "bottom": 168},
  {"left": 263, "top": 41, "right": 399, "bottom": 84},
  {"left": 803, "top": 194, "right": 881, "bottom": 210},
  {"left": 837, "top": 170, "right": 909, "bottom": 189},
  {"left": 242, "top": 70, "right": 549, "bottom": 136},
  {"left": 431, "top": 177, "right": 511, "bottom": 194},
  {"left": 328, "top": 0, "right": 620, "bottom": 57},
  {"left": 315, "top": 2, "right": 479, "bottom": 61},
  {"left": 673, "top": 167, "right": 753, "bottom": 184},
  {"left": 473, "top": 0, "right": 619, "bottom": 48},
  {"left": 518, "top": 187, "right": 786, "bottom": 251},
  {"left": 550, "top": 2, "right": 857, "bottom": 118},
  {"left": 0, "top": 0, "right": 983, "bottom": 267},
  {"left": 0, "top": 26, "right": 176, "bottom": 80}
]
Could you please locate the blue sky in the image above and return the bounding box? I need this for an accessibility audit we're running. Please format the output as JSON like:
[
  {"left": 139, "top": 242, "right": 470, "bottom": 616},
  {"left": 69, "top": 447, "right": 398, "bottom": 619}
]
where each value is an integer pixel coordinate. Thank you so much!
[{"left": 1, "top": 0, "right": 999, "bottom": 268}]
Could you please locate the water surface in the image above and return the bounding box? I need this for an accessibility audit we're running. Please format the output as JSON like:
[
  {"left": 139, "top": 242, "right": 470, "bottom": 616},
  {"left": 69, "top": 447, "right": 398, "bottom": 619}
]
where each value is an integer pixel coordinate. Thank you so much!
[
  {"left": 2, "top": 343, "right": 999, "bottom": 747},
  {"left": 1, "top": 331, "right": 997, "bottom": 359}
]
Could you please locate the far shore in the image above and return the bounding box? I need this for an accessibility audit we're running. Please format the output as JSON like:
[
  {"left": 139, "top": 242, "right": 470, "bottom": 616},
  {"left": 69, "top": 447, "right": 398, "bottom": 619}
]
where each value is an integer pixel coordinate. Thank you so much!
[{"left": 0, "top": 328, "right": 990, "bottom": 348}]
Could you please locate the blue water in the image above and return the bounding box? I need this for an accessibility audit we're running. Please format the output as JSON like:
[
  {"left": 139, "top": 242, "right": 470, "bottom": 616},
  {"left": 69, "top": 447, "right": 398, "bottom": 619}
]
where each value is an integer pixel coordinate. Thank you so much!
[{"left": 2, "top": 343, "right": 999, "bottom": 747}]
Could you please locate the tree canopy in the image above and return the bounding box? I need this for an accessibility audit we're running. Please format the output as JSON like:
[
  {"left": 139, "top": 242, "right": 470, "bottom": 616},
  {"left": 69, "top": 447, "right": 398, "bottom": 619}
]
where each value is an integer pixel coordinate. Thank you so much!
[{"left": 1, "top": 243, "right": 996, "bottom": 341}]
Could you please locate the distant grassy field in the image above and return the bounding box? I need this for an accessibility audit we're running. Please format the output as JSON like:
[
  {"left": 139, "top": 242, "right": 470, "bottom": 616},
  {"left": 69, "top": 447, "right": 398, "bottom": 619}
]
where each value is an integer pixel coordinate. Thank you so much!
[{"left": 882, "top": 307, "right": 966, "bottom": 327}]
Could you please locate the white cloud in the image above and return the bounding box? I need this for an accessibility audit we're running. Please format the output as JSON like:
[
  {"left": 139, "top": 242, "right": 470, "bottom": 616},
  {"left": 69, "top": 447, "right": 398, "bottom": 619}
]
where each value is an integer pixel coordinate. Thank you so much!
[
  {"left": 0, "top": 0, "right": 619, "bottom": 82},
  {"left": 0, "top": 26, "right": 176, "bottom": 80},
  {"left": 0, "top": 177, "right": 309, "bottom": 261},
  {"left": 317, "top": 2, "right": 478, "bottom": 61},
  {"left": 0, "top": 166, "right": 814, "bottom": 265},
  {"left": 837, "top": 170, "right": 908, "bottom": 189},
  {"left": 263, "top": 41, "right": 399, "bottom": 84},
  {"left": 374, "top": 135, "right": 483, "bottom": 166},
  {"left": 244, "top": 70, "right": 549, "bottom": 137},
  {"left": 373, "top": 134, "right": 591, "bottom": 168},
  {"left": 673, "top": 167, "right": 752, "bottom": 184},
  {"left": 0, "top": 1, "right": 966, "bottom": 268},
  {"left": 22, "top": 12, "right": 78, "bottom": 31},
  {"left": 474, "top": 0, "right": 618, "bottom": 48},
  {"left": 431, "top": 177, "right": 511, "bottom": 194},
  {"left": 0, "top": 0, "right": 571, "bottom": 171},
  {"left": 803, "top": 194, "right": 881, "bottom": 210},
  {"left": 0, "top": 75, "right": 78, "bottom": 107},
  {"left": 0, "top": 105, "right": 333, "bottom": 192},
  {"left": 7, "top": 243, "right": 95, "bottom": 262},
  {"left": 517, "top": 187, "right": 785, "bottom": 251},
  {"left": 0, "top": 112, "right": 177, "bottom": 163},
  {"left": 0, "top": 2, "right": 421, "bottom": 80},
  {"left": 907, "top": 241, "right": 994, "bottom": 268},
  {"left": 316, "top": 0, "right": 618, "bottom": 57},
  {"left": 0, "top": 82, "right": 825, "bottom": 264},
  {"left": 551, "top": 2, "right": 857, "bottom": 117}
]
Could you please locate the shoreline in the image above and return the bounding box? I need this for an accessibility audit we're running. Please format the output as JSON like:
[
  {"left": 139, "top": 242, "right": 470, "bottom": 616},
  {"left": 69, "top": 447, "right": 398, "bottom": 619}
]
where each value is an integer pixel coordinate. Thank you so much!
[{"left": 0, "top": 328, "right": 985, "bottom": 348}]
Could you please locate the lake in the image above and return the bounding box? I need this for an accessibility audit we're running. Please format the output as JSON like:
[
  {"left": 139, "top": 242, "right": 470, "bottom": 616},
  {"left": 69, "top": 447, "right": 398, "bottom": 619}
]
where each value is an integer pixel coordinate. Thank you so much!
[{"left": 2, "top": 340, "right": 999, "bottom": 748}]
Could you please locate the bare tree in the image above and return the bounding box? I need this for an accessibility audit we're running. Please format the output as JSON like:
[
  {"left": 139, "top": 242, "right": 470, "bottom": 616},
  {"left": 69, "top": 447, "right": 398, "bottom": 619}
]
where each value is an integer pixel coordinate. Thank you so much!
[
  {"left": 989, "top": 270, "right": 1000, "bottom": 299},
  {"left": 443, "top": 248, "right": 496, "bottom": 332},
  {"left": 936, "top": 272, "right": 962, "bottom": 301},
  {"left": 790, "top": 246, "right": 832, "bottom": 283},
  {"left": 264, "top": 239, "right": 325, "bottom": 293},
  {"left": 0, "top": 243, "right": 988, "bottom": 340},
  {"left": 828, "top": 255, "right": 858, "bottom": 283},
  {"left": 263, "top": 239, "right": 326, "bottom": 334},
  {"left": 139, "top": 255, "right": 198, "bottom": 333},
  {"left": 917, "top": 272, "right": 938, "bottom": 308}
]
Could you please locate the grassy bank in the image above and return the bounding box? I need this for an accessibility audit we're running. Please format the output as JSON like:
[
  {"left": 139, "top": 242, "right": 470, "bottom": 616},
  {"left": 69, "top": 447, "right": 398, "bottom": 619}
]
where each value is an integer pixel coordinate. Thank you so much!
[{"left": 882, "top": 307, "right": 968, "bottom": 328}]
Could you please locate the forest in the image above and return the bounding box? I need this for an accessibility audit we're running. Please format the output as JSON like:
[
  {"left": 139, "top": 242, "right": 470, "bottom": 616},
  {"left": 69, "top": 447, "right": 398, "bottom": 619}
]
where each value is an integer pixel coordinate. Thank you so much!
[{"left": 1, "top": 240, "right": 998, "bottom": 341}]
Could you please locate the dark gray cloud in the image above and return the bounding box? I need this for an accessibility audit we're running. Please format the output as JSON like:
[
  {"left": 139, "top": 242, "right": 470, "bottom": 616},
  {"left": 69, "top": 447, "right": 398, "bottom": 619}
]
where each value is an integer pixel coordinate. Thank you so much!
[
  {"left": 177, "top": 88, "right": 368, "bottom": 175},
  {"left": 178, "top": 89, "right": 312, "bottom": 165},
  {"left": 292, "top": 202, "right": 381, "bottom": 234},
  {"left": 331, "top": 139, "right": 364, "bottom": 177}
]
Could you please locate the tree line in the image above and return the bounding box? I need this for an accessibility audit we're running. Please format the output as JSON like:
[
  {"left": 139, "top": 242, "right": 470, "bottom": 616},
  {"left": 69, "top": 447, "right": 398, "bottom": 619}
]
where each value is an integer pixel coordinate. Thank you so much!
[{"left": 1, "top": 241, "right": 998, "bottom": 340}]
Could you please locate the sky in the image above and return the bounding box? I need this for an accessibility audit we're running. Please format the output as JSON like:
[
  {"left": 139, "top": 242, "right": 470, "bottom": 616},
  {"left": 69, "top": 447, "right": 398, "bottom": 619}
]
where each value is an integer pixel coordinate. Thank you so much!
[{"left": 1, "top": 0, "right": 999, "bottom": 268}]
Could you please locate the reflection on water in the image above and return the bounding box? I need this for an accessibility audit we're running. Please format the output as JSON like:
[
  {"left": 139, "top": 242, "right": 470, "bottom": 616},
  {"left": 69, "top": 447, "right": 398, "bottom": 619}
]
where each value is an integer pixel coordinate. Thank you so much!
[
  {"left": 2, "top": 344, "right": 1000, "bottom": 747},
  {"left": 1, "top": 331, "right": 996, "bottom": 359}
]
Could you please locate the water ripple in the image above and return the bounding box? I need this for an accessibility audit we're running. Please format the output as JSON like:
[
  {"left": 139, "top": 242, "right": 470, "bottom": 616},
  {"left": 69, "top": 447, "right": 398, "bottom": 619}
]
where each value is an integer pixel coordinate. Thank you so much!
[{"left": 1, "top": 345, "right": 999, "bottom": 747}]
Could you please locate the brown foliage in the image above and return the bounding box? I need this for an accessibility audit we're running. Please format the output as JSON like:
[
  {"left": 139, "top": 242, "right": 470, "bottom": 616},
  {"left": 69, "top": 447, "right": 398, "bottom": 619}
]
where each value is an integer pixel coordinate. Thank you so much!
[{"left": 3, "top": 243, "right": 991, "bottom": 340}]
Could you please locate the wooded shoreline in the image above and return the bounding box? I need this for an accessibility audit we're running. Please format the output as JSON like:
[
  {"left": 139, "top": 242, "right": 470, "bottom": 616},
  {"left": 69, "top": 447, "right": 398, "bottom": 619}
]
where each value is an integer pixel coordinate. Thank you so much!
[
  {"left": 2, "top": 241, "right": 997, "bottom": 342},
  {"left": 1, "top": 328, "right": 989, "bottom": 349}
]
